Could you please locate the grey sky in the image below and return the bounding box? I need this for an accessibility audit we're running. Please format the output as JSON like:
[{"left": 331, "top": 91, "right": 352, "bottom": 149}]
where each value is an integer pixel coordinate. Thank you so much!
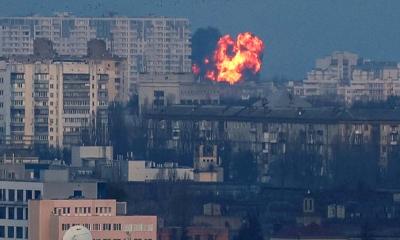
[{"left": 1, "top": 0, "right": 400, "bottom": 79}]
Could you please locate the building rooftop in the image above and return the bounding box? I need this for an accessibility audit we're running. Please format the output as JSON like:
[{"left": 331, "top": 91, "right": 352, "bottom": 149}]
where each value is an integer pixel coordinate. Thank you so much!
[{"left": 145, "top": 105, "right": 400, "bottom": 123}]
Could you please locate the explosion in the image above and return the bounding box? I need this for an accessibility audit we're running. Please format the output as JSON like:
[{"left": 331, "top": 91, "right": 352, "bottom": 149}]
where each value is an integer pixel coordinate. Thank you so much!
[{"left": 193, "top": 32, "right": 264, "bottom": 84}]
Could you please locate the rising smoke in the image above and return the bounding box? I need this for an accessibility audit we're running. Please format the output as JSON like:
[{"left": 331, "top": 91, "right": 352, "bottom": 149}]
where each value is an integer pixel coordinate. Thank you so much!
[{"left": 191, "top": 27, "right": 222, "bottom": 77}]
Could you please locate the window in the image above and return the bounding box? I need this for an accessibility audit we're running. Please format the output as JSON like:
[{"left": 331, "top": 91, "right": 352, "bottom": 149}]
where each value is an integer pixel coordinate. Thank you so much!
[
  {"left": 25, "top": 227, "right": 28, "bottom": 239},
  {"left": 17, "top": 190, "right": 23, "bottom": 201},
  {"left": 303, "top": 198, "right": 314, "bottom": 213},
  {"left": 17, "top": 208, "right": 23, "bottom": 220},
  {"left": 0, "top": 207, "right": 5, "bottom": 219},
  {"left": 8, "top": 189, "right": 15, "bottom": 201},
  {"left": 113, "top": 224, "right": 121, "bottom": 231},
  {"left": 103, "top": 224, "right": 111, "bottom": 231},
  {"left": 8, "top": 207, "right": 15, "bottom": 219},
  {"left": 154, "top": 90, "right": 164, "bottom": 97},
  {"left": 25, "top": 207, "right": 28, "bottom": 220},
  {"left": 0, "top": 226, "right": 4, "bottom": 238},
  {"left": 73, "top": 190, "right": 82, "bottom": 197},
  {"left": 26, "top": 190, "right": 32, "bottom": 200},
  {"left": 0, "top": 189, "right": 5, "bottom": 201},
  {"left": 7, "top": 226, "right": 14, "bottom": 238},
  {"left": 62, "top": 224, "right": 70, "bottom": 231},
  {"left": 93, "top": 224, "right": 100, "bottom": 231},
  {"left": 34, "top": 190, "right": 41, "bottom": 199},
  {"left": 16, "top": 227, "right": 23, "bottom": 239}
]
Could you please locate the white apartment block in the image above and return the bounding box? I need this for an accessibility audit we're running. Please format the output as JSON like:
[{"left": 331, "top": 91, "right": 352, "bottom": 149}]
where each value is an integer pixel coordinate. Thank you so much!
[
  {"left": 0, "top": 55, "right": 126, "bottom": 148},
  {"left": 291, "top": 51, "right": 400, "bottom": 104},
  {"left": 0, "top": 13, "right": 192, "bottom": 95}
]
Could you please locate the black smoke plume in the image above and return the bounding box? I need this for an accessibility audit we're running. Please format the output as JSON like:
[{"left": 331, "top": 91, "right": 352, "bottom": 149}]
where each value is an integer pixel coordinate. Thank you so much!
[{"left": 191, "top": 27, "right": 221, "bottom": 77}]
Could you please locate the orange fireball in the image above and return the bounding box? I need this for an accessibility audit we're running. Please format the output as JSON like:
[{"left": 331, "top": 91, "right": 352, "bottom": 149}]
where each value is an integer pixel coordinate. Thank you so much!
[
  {"left": 192, "top": 64, "right": 200, "bottom": 75},
  {"left": 211, "top": 32, "right": 264, "bottom": 84}
]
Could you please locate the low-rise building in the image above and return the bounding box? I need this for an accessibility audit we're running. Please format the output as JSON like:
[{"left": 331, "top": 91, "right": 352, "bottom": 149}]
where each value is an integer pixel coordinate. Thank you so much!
[
  {"left": 137, "top": 73, "right": 220, "bottom": 113},
  {"left": 28, "top": 199, "right": 157, "bottom": 240},
  {"left": 0, "top": 178, "right": 98, "bottom": 240},
  {"left": 121, "top": 160, "right": 194, "bottom": 182},
  {"left": 71, "top": 146, "right": 113, "bottom": 168},
  {"left": 159, "top": 226, "right": 229, "bottom": 240}
]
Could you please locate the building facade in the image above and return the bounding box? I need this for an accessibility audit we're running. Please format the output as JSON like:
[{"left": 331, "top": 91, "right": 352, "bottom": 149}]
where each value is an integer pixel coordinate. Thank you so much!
[
  {"left": 0, "top": 179, "right": 98, "bottom": 240},
  {"left": 145, "top": 105, "right": 400, "bottom": 183},
  {"left": 291, "top": 51, "right": 400, "bottom": 104},
  {"left": 121, "top": 160, "right": 194, "bottom": 182},
  {"left": 137, "top": 73, "right": 220, "bottom": 113},
  {"left": 0, "top": 54, "right": 126, "bottom": 148},
  {"left": 0, "top": 13, "right": 191, "bottom": 95},
  {"left": 0, "top": 181, "right": 42, "bottom": 240},
  {"left": 28, "top": 199, "right": 157, "bottom": 240}
]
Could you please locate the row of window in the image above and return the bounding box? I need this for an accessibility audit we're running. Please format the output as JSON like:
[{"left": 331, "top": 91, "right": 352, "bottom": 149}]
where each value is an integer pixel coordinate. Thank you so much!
[
  {"left": 0, "top": 226, "right": 26, "bottom": 239},
  {"left": 60, "top": 223, "right": 154, "bottom": 232},
  {"left": 53, "top": 206, "right": 112, "bottom": 216},
  {"left": 0, "top": 207, "right": 27, "bottom": 220},
  {"left": 0, "top": 189, "right": 41, "bottom": 202}
]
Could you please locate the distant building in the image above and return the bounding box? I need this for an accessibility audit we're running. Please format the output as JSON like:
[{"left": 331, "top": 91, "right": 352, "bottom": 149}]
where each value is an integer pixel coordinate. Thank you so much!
[
  {"left": 291, "top": 51, "right": 400, "bottom": 104},
  {"left": 71, "top": 146, "right": 113, "bottom": 168},
  {"left": 0, "top": 14, "right": 192, "bottom": 95},
  {"left": 159, "top": 226, "right": 229, "bottom": 240},
  {"left": 194, "top": 145, "right": 223, "bottom": 183},
  {"left": 121, "top": 160, "right": 194, "bottom": 182},
  {"left": 145, "top": 105, "right": 400, "bottom": 182},
  {"left": 137, "top": 73, "right": 220, "bottom": 113},
  {"left": 28, "top": 199, "right": 157, "bottom": 240}
]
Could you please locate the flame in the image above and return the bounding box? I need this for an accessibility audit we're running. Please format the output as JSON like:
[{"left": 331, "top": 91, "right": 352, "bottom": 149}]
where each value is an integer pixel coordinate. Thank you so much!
[
  {"left": 192, "top": 32, "right": 264, "bottom": 84},
  {"left": 192, "top": 64, "right": 200, "bottom": 75}
]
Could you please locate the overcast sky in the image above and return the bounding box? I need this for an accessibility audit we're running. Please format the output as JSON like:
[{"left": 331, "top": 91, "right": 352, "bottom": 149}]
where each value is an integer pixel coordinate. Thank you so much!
[{"left": 1, "top": 0, "right": 400, "bottom": 79}]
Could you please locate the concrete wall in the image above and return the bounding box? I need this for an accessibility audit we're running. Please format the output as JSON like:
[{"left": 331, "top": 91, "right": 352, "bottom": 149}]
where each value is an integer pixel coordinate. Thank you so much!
[
  {"left": 39, "top": 169, "right": 69, "bottom": 182},
  {"left": 124, "top": 161, "right": 194, "bottom": 182},
  {"left": 42, "top": 182, "right": 98, "bottom": 199},
  {"left": 71, "top": 146, "right": 113, "bottom": 167}
]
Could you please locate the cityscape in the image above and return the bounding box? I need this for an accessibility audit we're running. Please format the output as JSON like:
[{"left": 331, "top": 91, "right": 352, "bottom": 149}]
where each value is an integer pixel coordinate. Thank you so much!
[{"left": 0, "top": 1, "right": 400, "bottom": 240}]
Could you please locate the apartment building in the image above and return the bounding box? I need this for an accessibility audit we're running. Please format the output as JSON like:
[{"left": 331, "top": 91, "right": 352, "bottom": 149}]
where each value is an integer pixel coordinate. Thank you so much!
[
  {"left": 0, "top": 51, "right": 126, "bottom": 148},
  {"left": 293, "top": 51, "right": 359, "bottom": 97},
  {"left": 29, "top": 199, "right": 157, "bottom": 240},
  {"left": 145, "top": 105, "right": 400, "bottom": 183},
  {"left": 291, "top": 51, "right": 400, "bottom": 104},
  {"left": 0, "top": 13, "right": 191, "bottom": 94}
]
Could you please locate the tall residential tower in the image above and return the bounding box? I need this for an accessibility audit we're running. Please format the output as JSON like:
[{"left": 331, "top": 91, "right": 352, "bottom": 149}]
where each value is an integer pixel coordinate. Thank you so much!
[{"left": 0, "top": 13, "right": 192, "bottom": 95}]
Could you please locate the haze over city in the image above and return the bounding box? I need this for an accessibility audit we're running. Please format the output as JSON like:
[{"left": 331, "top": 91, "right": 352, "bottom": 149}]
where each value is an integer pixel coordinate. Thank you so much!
[
  {"left": 2, "top": 0, "right": 400, "bottom": 79},
  {"left": 0, "top": 1, "right": 400, "bottom": 240}
]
